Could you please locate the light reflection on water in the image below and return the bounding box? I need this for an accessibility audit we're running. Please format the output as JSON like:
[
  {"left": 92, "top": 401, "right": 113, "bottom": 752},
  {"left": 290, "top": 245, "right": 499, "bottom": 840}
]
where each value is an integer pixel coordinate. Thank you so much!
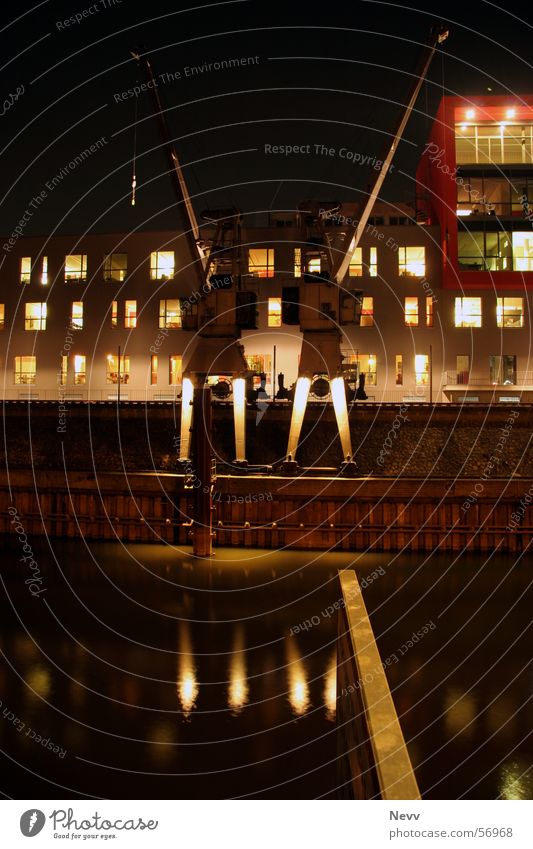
[
  {"left": 0, "top": 540, "right": 531, "bottom": 799},
  {"left": 176, "top": 623, "right": 199, "bottom": 719}
]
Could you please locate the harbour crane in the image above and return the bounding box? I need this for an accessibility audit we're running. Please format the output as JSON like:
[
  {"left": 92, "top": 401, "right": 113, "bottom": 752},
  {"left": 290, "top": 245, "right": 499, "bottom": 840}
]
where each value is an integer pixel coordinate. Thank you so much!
[{"left": 280, "top": 23, "right": 449, "bottom": 473}]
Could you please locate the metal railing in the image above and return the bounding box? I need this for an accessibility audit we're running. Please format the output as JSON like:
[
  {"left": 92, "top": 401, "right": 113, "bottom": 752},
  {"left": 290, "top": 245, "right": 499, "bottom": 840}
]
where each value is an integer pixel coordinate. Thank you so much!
[{"left": 445, "top": 371, "right": 533, "bottom": 386}]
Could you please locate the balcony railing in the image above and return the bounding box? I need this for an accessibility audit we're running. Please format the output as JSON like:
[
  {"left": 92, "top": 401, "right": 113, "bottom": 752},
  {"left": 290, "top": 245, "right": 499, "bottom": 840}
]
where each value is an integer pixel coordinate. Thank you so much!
[{"left": 445, "top": 371, "right": 533, "bottom": 386}]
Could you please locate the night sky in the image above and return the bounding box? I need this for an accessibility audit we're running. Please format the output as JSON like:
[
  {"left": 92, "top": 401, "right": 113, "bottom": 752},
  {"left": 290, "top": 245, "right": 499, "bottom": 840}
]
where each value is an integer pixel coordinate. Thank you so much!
[{"left": 1, "top": 0, "right": 532, "bottom": 237}]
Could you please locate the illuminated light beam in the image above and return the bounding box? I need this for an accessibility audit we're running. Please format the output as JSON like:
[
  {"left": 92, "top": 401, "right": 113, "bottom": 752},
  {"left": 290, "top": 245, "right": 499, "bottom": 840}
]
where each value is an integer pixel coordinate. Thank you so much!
[
  {"left": 286, "top": 376, "right": 311, "bottom": 460},
  {"left": 179, "top": 377, "right": 194, "bottom": 460},
  {"left": 330, "top": 376, "right": 353, "bottom": 460},
  {"left": 233, "top": 377, "right": 246, "bottom": 463}
]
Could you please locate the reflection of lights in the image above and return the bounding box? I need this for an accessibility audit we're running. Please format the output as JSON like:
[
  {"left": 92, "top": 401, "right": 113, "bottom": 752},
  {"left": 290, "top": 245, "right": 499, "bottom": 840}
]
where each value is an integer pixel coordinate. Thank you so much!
[
  {"left": 330, "top": 376, "right": 353, "bottom": 460},
  {"left": 486, "top": 697, "right": 514, "bottom": 737},
  {"left": 179, "top": 378, "right": 194, "bottom": 460},
  {"left": 286, "top": 638, "right": 310, "bottom": 716},
  {"left": 286, "top": 376, "right": 311, "bottom": 459},
  {"left": 444, "top": 687, "right": 476, "bottom": 737},
  {"left": 228, "top": 626, "right": 249, "bottom": 714},
  {"left": 26, "top": 665, "right": 51, "bottom": 699},
  {"left": 177, "top": 624, "right": 198, "bottom": 718},
  {"left": 460, "top": 124, "right": 467, "bottom": 132},
  {"left": 233, "top": 377, "right": 246, "bottom": 462},
  {"left": 499, "top": 760, "right": 532, "bottom": 800},
  {"left": 148, "top": 721, "right": 175, "bottom": 763},
  {"left": 324, "top": 650, "right": 337, "bottom": 722}
]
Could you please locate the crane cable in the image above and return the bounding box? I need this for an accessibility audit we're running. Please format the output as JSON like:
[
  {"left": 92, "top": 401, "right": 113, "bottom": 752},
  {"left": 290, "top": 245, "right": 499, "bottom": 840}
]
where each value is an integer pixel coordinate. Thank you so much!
[{"left": 131, "top": 95, "right": 138, "bottom": 206}]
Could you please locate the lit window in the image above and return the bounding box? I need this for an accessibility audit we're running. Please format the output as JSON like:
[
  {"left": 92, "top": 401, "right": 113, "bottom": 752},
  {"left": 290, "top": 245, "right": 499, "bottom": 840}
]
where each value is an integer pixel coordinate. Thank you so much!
[
  {"left": 307, "top": 256, "right": 321, "bottom": 274},
  {"left": 456, "top": 355, "right": 470, "bottom": 384},
  {"left": 125, "top": 300, "right": 137, "bottom": 329},
  {"left": 395, "top": 354, "right": 403, "bottom": 386},
  {"left": 399, "top": 246, "right": 425, "bottom": 277},
  {"left": 489, "top": 354, "right": 516, "bottom": 385},
  {"left": 455, "top": 297, "right": 482, "bottom": 328},
  {"left": 497, "top": 297, "right": 523, "bottom": 328},
  {"left": 106, "top": 354, "right": 130, "bottom": 384},
  {"left": 512, "top": 232, "right": 533, "bottom": 271},
  {"left": 103, "top": 253, "right": 128, "bottom": 281},
  {"left": 14, "top": 356, "right": 36, "bottom": 384},
  {"left": 405, "top": 297, "right": 419, "bottom": 327},
  {"left": 65, "top": 254, "right": 87, "bottom": 282},
  {"left": 415, "top": 354, "right": 429, "bottom": 386},
  {"left": 25, "top": 302, "right": 47, "bottom": 331},
  {"left": 169, "top": 355, "right": 182, "bottom": 386},
  {"left": 150, "top": 250, "right": 175, "bottom": 280},
  {"left": 20, "top": 257, "right": 31, "bottom": 284},
  {"left": 294, "top": 248, "right": 302, "bottom": 277},
  {"left": 349, "top": 248, "right": 363, "bottom": 276},
  {"left": 71, "top": 302, "right": 83, "bottom": 330},
  {"left": 360, "top": 297, "right": 374, "bottom": 327},
  {"left": 342, "top": 353, "right": 377, "bottom": 386},
  {"left": 0, "top": 304, "right": 4, "bottom": 330},
  {"left": 248, "top": 248, "right": 274, "bottom": 278},
  {"left": 111, "top": 301, "right": 118, "bottom": 327},
  {"left": 426, "top": 296, "right": 434, "bottom": 327},
  {"left": 74, "top": 355, "right": 86, "bottom": 385},
  {"left": 268, "top": 297, "right": 282, "bottom": 327},
  {"left": 151, "top": 355, "right": 158, "bottom": 385},
  {"left": 41, "top": 256, "right": 48, "bottom": 286},
  {"left": 159, "top": 299, "right": 182, "bottom": 329},
  {"left": 59, "top": 355, "right": 67, "bottom": 386},
  {"left": 369, "top": 247, "right": 377, "bottom": 277}
]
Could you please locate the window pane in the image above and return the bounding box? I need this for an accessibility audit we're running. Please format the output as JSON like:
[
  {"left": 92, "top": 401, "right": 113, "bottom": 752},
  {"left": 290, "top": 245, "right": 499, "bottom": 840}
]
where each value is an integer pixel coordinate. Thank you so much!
[
  {"left": 360, "top": 296, "right": 374, "bottom": 327},
  {"left": 457, "top": 355, "right": 470, "bottom": 384},
  {"left": 404, "top": 296, "right": 418, "bottom": 326},
  {"left": 150, "top": 251, "right": 175, "bottom": 280},
  {"left": 25, "top": 302, "right": 47, "bottom": 330},
  {"left": 20, "top": 257, "right": 31, "bottom": 284},
  {"left": 111, "top": 301, "right": 117, "bottom": 327},
  {"left": 415, "top": 354, "right": 429, "bottom": 386},
  {"left": 294, "top": 248, "right": 302, "bottom": 278},
  {"left": 248, "top": 248, "right": 274, "bottom": 278},
  {"left": 399, "top": 247, "right": 425, "bottom": 277},
  {"left": 455, "top": 297, "right": 482, "bottom": 328},
  {"left": 41, "top": 256, "right": 48, "bottom": 286},
  {"left": 14, "top": 356, "right": 36, "bottom": 384},
  {"left": 268, "top": 297, "right": 282, "bottom": 327},
  {"left": 106, "top": 354, "right": 130, "bottom": 384},
  {"left": 426, "top": 296, "right": 434, "bottom": 327},
  {"left": 74, "top": 354, "right": 86, "bottom": 385},
  {"left": 65, "top": 254, "right": 87, "bottom": 282},
  {"left": 159, "top": 299, "right": 182, "bottom": 329},
  {"left": 395, "top": 354, "right": 403, "bottom": 385},
  {"left": 497, "top": 297, "right": 523, "bottom": 328},
  {"left": 348, "top": 247, "right": 363, "bottom": 276},
  {"left": 125, "top": 300, "right": 137, "bottom": 329},
  {"left": 103, "top": 253, "right": 128, "bottom": 281},
  {"left": 151, "top": 355, "right": 158, "bottom": 385},
  {"left": 71, "top": 302, "right": 83, "bottom": 329},
  {"left": 512, "top": 232, "right": 533, "bottom": 271},
  {"left": 369, "top": 247, "right": 377, "bottom": 277},
  {"left": 169, "top": 355, "right": 182, "bottom": 385},
  {"left": 0, "top": 304, "right": 4, "bottom": 330}
]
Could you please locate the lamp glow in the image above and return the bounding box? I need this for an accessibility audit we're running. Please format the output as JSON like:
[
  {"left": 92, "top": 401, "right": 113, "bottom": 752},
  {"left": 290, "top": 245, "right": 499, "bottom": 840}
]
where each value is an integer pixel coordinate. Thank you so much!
[
  {"left": 286, "top": 376, "right": 311, "bottom": 460},
  {"left": 233, "top": 377, "right": 246, "bottom": 463},
  {"left": 466, "top": 109, "right": 475, "bottom": 119},
  {"left": 228, "top": 626, "right": 249, "bottom": 714},
  {"left": 179, "top": 377, "right": 194, "bottom": 460},
  {"left": 286, "top": 639, "right": 310, "bottom": 716},
  {"left": 330, "top": 376, "right": 353, "bottom": 460}
]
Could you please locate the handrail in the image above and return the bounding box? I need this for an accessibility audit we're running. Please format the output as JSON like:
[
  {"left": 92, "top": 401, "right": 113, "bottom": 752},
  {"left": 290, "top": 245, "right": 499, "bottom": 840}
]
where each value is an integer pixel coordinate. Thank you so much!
[{"left": 338, "top": 570, "right": 420, "bottom": 799}]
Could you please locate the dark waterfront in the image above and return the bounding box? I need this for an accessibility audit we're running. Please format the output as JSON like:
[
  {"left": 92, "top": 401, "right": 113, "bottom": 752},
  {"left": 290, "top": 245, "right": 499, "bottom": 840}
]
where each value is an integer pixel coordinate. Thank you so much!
[{"left": 0, "top": 540, "right": 531, "bottom": 799}]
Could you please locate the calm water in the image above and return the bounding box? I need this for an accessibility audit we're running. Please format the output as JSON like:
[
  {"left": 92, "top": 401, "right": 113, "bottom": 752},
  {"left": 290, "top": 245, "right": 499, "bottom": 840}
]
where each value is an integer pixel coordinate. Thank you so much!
[{"left": 0, "top": 540, "right": 531, "bottom": 799}]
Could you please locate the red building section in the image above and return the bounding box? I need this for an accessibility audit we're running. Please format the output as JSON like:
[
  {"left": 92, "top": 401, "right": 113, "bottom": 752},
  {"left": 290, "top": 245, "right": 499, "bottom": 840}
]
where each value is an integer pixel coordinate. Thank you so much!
[{"left": 416, "top": 95, "right": 533, "bottom": 289}]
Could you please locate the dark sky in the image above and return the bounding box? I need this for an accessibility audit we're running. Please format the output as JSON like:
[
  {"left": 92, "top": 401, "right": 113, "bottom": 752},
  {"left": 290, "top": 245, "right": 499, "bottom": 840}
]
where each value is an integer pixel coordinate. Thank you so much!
[{"left": 1, "top": 0, "right": 531, "bottom": 237}]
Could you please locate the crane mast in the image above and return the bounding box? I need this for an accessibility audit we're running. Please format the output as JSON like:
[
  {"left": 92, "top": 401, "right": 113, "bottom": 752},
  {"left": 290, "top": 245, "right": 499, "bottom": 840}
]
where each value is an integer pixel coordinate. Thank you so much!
[{"left": 282, "top": 23, "right": 449, "bottom": 473}]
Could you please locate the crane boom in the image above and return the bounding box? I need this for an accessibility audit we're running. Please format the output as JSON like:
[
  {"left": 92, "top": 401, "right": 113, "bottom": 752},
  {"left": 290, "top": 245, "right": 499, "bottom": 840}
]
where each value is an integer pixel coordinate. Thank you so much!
[
  {"left": 130, "top": 47, "right": 206, "bottom": 276},
  {"left": 331, "top": 24, "right": 449, "bottom": 284}
]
